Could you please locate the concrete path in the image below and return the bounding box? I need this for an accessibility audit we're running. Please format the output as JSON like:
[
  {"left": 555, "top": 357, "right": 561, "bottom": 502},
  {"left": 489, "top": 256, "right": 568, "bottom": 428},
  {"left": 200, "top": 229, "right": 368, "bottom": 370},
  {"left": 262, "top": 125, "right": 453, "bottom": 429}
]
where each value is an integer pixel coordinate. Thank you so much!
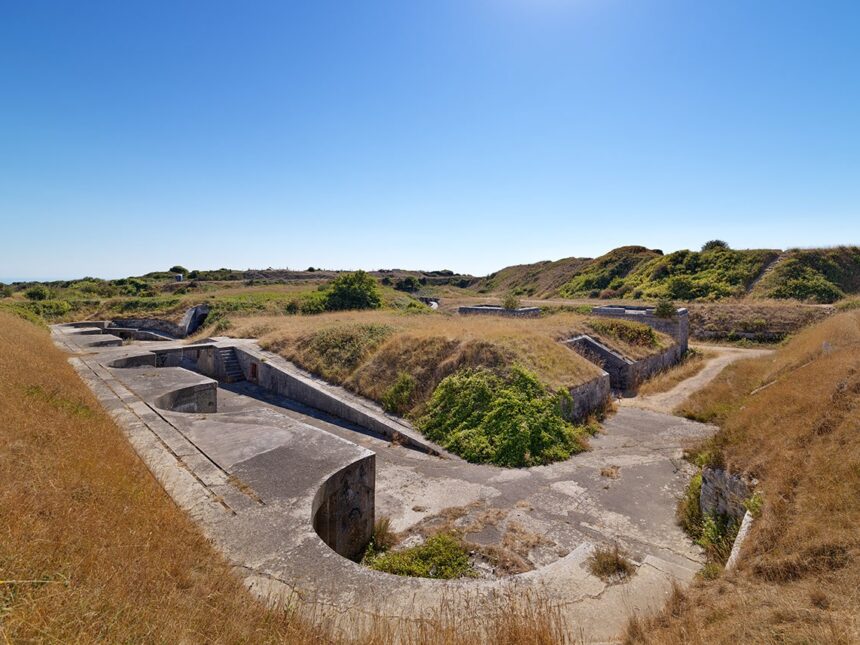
[
  {"left": 619, "top": 344, "right": 773, "bottom": 414},
  {"left": 52, "top": 323, "right": 723, "bottom": 643}
]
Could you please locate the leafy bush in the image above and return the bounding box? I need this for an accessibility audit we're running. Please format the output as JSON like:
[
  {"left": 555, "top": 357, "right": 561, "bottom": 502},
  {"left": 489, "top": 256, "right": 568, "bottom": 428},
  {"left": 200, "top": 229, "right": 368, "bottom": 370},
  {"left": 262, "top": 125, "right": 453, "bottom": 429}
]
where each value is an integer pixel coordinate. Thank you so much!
[
  {"left": 701, "top": 240, "right": 729, "bottom": 252},
  {"left": 762, "top": 258, "right": 845, "bottom": 303},
  {"left": 325, "top": 271, "right": 382, "bottom": 311},
  {"left": 502, "top": 292, "right": 521, "bottom": 310},
  {"left": 364, "top": 533, "right": 475, "bottom": 579},
  {"left": 417, "top": 366, "right": 588, "bottom": 467},
  {"left": 169, "top": 265, "right": 188, "bottom": 275},
  {"left": 0, "top": 285, "right": 12, "bottom": 298},
  {"left": 654, "top": 298, "right": 676, "bottom": 318},
  {"left": 25, "top": 285, "right": 51, "bottom": 301},
  {"left": 26, "top": 299, "right": 72, "bottom": 319},
  {"left": 588, "top": 319, "right": 659, "bottom": 348},
  {"left": 381, "top": 372, "right": 416, "bottom": 414},
  {"left": 394, "top": 276, "right": 420, "bottom": 292}
]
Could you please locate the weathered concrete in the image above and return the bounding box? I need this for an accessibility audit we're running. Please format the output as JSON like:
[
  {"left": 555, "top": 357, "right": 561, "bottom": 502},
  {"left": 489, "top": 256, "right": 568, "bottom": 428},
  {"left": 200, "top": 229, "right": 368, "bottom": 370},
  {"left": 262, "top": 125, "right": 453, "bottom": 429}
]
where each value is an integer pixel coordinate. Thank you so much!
[
  {"left": 565, "top": 334, "right": 683, "bottom": 394},
  {"left": 700, "top": 466, "right": 753, "bottom": 521},
  {"left": 592, "top": 305, "right": 690, "bottom": 353},
  {"left": 566, "top": 373, "right": 611, "bottom": 421},
  {"left": 52, "top": 322, "right": 718, "bottom": 643},
  {"left": 459, "top": 305, "right": 542, "bottom": 318}
]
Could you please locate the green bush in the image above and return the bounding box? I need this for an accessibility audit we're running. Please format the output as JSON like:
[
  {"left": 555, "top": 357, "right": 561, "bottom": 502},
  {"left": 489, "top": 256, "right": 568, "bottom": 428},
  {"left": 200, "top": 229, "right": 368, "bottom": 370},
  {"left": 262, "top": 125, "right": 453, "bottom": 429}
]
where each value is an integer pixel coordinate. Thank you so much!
[
  {"left": 325, "top": 271, "right": 382, "bottom": 311},
  {"left": 364, "top": 533, "right": 475, "bottom": 579},
  {"left": 654, "top": 298, "right": 676, "bottom": 318},
  {"left": 0, "top": 285, "right": 12, "bottom": 298},
  {"left": 394, "top": 276, "right": 420, "bottom": 292},
  {"left": 677, "top": 472, "right": 704, "bottom": 539},
  {"left": 26, "top": 299, "right": 72, "bottom": 319},
  {"left": 169, "top": 265, "right": 189, "bottom": 275},
  {"left": 502, "top": 292, "right": 521, "bottom": 310},
  {"left": 701, "top": 240, "right": 729, "bottom": 252},
  {"left": 25, "top": 285, "right": 52, "bottom": 301},
  {"left": 417, "top": 366, "right": 588, "bottom": 467},
  {"left": 381, "top": 372, "right": 416, "bottom": 415}
]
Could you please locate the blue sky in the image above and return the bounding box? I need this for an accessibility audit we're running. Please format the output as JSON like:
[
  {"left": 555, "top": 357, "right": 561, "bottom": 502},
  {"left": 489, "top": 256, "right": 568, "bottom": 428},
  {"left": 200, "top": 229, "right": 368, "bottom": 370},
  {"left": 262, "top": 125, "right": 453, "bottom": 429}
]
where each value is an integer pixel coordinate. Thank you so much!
[{"left": 1, "top": 1, "right": 858, "bottom": 281}]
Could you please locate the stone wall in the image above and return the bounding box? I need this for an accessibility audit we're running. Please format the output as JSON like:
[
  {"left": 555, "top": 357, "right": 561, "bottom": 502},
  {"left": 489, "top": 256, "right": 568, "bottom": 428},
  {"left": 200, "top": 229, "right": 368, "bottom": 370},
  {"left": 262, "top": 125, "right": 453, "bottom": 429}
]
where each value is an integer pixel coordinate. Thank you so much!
[
  {"left": 592, "top": 305, "right": 689, "bottom": 353},
  {"left": 458, "top": 305, "right": 542, "bottom": 318},
  {"left": 700, "top": 466, "right": 753, "bottom": 521},
  {"left": 312, "top": 454, "right": 375, "bottom": 561},
  {"left": 565, "top": 334, "right": 683, "bottom": 393},
  {"left": 566, "top": 373, "right": 611, "bottom": 421}
]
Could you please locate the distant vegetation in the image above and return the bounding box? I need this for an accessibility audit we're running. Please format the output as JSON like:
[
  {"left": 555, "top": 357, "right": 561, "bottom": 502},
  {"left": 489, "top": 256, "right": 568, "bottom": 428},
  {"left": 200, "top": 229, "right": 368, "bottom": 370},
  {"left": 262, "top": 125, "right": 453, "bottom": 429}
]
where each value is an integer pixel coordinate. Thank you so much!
[{"left": 483, "top": 244, "right": 860, "bottom": 304}]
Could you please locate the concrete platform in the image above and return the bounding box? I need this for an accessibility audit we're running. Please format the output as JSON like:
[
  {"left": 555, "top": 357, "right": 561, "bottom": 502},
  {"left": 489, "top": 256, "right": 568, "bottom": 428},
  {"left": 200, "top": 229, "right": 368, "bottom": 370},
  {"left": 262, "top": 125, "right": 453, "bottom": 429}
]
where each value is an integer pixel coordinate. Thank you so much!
[{"left": 52, "top": 322, "right": 715, "bottom": 643}]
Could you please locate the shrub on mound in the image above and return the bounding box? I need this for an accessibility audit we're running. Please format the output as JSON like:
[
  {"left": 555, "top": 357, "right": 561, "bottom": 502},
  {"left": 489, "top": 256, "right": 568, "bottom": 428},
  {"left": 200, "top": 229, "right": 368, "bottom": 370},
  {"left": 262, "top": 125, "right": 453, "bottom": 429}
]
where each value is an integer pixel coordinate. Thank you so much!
[
  {"left": 588, "top": 318, "right": 659, "bottom": 348},
  {"left": 416, "top": 365, "right": 590, "bottom": 467}
]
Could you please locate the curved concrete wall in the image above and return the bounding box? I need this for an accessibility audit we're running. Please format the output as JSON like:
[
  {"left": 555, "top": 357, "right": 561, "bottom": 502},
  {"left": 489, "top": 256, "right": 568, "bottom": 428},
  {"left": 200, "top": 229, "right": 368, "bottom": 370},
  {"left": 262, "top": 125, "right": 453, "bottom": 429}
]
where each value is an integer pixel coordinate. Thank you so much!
[
  {"left": 312, "top": 454, "right": 375, "bottom": 561},
  {"left": 152, "top": 382, "right": 217, "bottom": 413}
]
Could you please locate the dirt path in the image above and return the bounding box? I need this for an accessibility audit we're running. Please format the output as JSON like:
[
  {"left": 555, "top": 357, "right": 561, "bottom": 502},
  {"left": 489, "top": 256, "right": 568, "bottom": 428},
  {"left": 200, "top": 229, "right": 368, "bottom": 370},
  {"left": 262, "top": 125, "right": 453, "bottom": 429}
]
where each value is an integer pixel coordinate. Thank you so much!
[{"left": 619, "top": 344, "right": 774, "bottom": 414}]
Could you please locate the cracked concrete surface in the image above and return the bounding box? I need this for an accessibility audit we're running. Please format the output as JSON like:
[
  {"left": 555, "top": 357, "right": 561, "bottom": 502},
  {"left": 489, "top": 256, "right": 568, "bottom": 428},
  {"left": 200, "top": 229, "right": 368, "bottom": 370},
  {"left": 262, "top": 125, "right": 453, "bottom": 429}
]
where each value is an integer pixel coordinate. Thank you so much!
[{"left": 52, "top": 323, "right": 721, "bottom": 643}]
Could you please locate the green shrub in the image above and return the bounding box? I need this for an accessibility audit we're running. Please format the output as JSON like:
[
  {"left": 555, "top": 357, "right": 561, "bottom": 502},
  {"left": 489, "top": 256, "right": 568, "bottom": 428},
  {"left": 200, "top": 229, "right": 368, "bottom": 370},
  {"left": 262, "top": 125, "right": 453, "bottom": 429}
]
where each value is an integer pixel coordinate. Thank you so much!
[
  {"left": 701, "top": 240, "right": 729, "bottom": 252},
  {"left": 677, "top": 472, "right": 704, "bottom": 539},
  {"left": 654, "top": 298, "right": 676, "bottom": 318},
  {"left": 381, "top": 372, "right": 416, "bottom": 415},
  {"left": 417, "top": 365, "right": 588, "bottom": 467},
  {"left": 298, "top": 291, "right": 327, "bottom": 314},
  {"left": 25, "top": 299, "right": 72, "bottom": 320},
  {"left": 502, "top": 292, "right": 521, "bottom": 311},
  {"left": 169, "top": 265, "right": 189, "bottom": 275},
  {"left": 25, "top": 285, "right": 51, "bottom": 301},
  {"left": 0, "top": 285, "right": 12, "bottom": 299},
  {"left": 588, "top": 319, "right": 659, "bottom": 348},
  {"left": 325, "top": 271, "right": 382, "bottom": 311},
  {"left": 394, "top": 276, "right": 420, "bottom": 292},
  {"left": 365, "top": 533, "right": 475, "bottom": 579},
  {"left": 697, "top": 513, "right": 739, "bottom": 563}
]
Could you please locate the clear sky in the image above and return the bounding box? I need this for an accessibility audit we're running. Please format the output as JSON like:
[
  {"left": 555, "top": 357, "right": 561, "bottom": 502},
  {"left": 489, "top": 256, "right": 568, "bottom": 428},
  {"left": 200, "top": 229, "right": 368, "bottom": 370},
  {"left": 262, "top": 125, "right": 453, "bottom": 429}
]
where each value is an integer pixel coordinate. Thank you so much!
[{"left": 1, "top": 1, "right": 858, "bottom": 281}]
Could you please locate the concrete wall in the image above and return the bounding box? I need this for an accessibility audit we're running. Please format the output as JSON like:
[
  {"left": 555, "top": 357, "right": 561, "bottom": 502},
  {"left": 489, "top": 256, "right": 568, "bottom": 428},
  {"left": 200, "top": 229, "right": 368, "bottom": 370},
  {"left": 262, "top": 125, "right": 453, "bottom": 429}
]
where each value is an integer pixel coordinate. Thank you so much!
[
  {"left": 458, "top": 305, "right": 542, "bottom": 318},
  {"left": 312, "top": 454, "right": 375, "bottom": 561},
  {"left": 565, "top": 333, "right": 684, "bottom": 394},
  {"left": 592, "top": 305, "right": 689, "bottom": 353},
  {"left": 700, "top": 466, "right": 753, "bottom": 521},
  {"left": 566, "top": 373, "right": 611, "bottom": 421},
  {"left": 153, "top": 382, "right": 218, "bottom": 413}
]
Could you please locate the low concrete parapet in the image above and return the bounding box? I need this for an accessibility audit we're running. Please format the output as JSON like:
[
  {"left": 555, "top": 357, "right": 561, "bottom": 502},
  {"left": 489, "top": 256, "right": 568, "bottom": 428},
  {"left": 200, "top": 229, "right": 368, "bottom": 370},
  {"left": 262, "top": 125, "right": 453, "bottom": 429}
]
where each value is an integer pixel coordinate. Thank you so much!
[
  {"left": 313, "top": 453, "right": 376, "bottom": 561},
  {"left": 459, "top": 305, "right": 542, "bottom": 318}
]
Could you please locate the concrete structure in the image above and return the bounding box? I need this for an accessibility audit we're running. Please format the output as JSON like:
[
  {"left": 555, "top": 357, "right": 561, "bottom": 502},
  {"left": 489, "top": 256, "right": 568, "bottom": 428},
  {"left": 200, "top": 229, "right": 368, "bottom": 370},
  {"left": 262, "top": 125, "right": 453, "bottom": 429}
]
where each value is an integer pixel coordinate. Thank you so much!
[
  {"left": 52, "top": 322, "right": 718, "bottom": 642},
  {"left": 700, "top": 466, "right": 754, "bottom": 521},
  {"left": 566, "top": 373, "right": 611, "bottom": 420},
  {"left": 592, "top": 305, "right": 689, "bottom": 353},
  {"left": 458, "top": 304, "right": 542, "bottom": 318},
  {"left": 564, "top": 334, "right": 684, "bottom": 394}
]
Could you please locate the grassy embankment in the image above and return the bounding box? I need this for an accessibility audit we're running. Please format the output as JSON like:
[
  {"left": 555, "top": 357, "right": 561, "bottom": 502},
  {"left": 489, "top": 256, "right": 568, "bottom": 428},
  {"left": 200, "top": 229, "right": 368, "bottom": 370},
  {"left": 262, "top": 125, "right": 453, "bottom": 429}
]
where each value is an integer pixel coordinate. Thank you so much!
[
  {"left": 225, "top": 310, "right": 666, "bottom": 466},
  {"left": 0, "top": 310, "right": 567, "bottom": 644},
  {"left": 628, "top": 309, "right": 860, "bottom": 643}
]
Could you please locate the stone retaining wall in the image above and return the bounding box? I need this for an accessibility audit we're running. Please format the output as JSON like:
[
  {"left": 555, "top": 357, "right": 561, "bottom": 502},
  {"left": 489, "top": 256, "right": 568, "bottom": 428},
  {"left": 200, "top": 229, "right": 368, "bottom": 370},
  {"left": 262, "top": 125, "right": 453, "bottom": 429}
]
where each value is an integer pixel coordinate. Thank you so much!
[
  {"left": 592, "top": 305, "right": 689, "bottom": 353},
  {"left": 700, "top": 466, "right": 753, "bottom": 521},
  {"left": 458, "top": 305, "right": 542, "bottom": 318},
  {"left": 566, "top": 373, "right": 611, "bottom": 421}
]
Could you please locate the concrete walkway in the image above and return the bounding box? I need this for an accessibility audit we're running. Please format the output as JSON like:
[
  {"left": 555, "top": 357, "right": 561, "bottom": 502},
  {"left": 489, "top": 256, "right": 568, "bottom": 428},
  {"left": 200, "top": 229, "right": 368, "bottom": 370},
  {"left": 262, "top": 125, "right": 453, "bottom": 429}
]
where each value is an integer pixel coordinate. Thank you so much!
[
  {"left": 618, "top": 344, "right": 774, "bottom": 414},
  {"left": 52, "top": 323, "right": 723, "bottom": 643}
]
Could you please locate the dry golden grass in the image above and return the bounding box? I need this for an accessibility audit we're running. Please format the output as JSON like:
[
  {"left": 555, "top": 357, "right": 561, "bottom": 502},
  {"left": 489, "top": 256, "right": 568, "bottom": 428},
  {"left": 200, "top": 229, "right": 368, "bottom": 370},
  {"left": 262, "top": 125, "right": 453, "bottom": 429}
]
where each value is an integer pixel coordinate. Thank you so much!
[
  {"left": 0, "top": 311, "right": 570, "bottom": 644},
  {"left": 629, "top": 310, "right": 860, "bottom": 644},
  {"left": 224, "top": 310, "right": 667, "bottom": 419},
  {"left": 637, "top": 349, "right": 715, "bottom": 397}
]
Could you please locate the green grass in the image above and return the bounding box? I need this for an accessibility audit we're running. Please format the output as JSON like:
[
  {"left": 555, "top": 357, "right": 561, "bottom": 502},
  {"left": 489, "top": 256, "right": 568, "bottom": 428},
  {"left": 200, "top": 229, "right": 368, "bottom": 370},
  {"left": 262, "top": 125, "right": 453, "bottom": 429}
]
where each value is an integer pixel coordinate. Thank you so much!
[
  {"left": 416, "top": 365, "right": 592, "bottom": 467},
  {"left": 364, "top": 533, "right": 476, "bottom": 579},
  {"left": 587, "top": 319, "right": 659, "bottom": 348}
]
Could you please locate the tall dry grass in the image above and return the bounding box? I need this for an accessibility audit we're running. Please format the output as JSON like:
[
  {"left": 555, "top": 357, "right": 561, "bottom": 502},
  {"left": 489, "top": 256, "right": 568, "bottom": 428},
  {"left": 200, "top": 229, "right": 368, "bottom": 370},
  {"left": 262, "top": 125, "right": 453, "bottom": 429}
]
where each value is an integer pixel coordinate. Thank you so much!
[
  {"left": 629, "top": 310, "right": 860, "bottom": 644},
  {"left": 0, "top": 311, "right": 569, "bottom": 644}
]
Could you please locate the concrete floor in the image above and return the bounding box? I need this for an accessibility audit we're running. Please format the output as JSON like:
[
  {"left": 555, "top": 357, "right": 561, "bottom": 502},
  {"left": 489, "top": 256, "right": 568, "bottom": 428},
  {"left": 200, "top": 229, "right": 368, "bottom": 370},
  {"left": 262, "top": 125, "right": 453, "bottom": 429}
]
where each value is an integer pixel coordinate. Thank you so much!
[{"left": 53, "top": 323, "right": 720, "bottom": 643}]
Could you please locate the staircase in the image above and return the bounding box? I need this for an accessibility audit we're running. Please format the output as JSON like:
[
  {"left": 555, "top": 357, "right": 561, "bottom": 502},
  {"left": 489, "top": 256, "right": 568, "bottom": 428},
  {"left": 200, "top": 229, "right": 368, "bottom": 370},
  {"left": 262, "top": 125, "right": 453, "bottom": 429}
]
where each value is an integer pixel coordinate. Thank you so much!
[
  {"left": 218, "top": 347, "right": 245, "bottom": 383},
  {"left": 748, "top": 252, "right": 788, "bottom": 294}
]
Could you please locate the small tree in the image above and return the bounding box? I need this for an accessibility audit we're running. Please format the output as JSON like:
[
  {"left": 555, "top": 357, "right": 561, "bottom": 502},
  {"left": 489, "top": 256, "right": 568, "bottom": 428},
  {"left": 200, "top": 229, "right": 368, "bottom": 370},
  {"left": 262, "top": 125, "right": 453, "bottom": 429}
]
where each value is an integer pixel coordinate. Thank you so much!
[
  {"left": 701, "top": 240, "right": 729, "bottom": 252},
  {"left": 325, "top": 271, "right": 382, "bottom": 311},
  {"left": 654, "top": 298, "right": 676, "bottom": 318},
  {"left": 169, "top": 265, "right": 189, "bottom": 275},
  {"left": 394, "top": 276, "right": 420, "bottom": 292},
  {"left": 502, "top": 292, "right": 521, "bottom": 310}
]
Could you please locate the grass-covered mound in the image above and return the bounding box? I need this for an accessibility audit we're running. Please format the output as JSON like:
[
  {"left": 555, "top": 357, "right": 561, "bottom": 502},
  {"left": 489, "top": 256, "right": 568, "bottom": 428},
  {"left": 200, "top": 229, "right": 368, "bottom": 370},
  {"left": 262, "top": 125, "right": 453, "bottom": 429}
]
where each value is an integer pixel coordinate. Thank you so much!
[
  {"left": 416, "top": 365, "right": 594, "bottom": 467},
  {"left": 556, "top": 246, "right": 662, "bottom": 298},
  {"left": 752, "top": 247, "right": 860, "bottom": 303}
]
